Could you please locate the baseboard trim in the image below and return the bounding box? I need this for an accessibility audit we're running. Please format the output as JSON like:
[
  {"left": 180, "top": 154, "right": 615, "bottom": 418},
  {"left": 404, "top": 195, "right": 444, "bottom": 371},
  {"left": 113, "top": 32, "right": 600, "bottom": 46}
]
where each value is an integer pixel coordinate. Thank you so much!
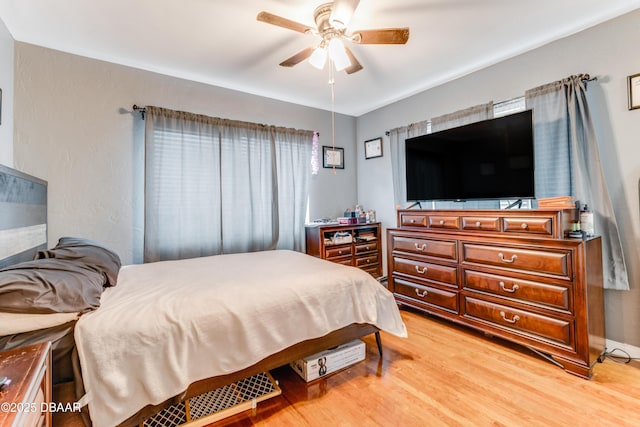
[{"left": 605, "top": 339, "right": 640, "bottom": 360}]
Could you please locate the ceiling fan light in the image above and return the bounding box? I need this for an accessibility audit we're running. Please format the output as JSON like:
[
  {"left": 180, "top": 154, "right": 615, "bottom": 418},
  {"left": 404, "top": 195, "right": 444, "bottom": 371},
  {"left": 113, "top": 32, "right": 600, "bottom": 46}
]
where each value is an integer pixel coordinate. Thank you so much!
[
  {"left": 330, "top": 0, "right": 360, "bottom": 29},
  {"left": 328, "top": 38, "right": 351, "bottom": 71},
  {"left": 308, "top": 46, "right": 327, "bottom": 69}
]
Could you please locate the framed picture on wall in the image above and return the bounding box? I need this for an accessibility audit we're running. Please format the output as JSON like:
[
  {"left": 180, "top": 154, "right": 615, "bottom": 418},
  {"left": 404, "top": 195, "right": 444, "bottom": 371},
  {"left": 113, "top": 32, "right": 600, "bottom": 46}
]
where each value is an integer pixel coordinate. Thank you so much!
[
  {"left": 628, "top": 73, "right": 640, "bottom": 110},
  {"left": 364, "top": 137, "right": 383, "bottom": 159},
  {"left": 323, "top": 146, "right": 344, "bottom": 169}
]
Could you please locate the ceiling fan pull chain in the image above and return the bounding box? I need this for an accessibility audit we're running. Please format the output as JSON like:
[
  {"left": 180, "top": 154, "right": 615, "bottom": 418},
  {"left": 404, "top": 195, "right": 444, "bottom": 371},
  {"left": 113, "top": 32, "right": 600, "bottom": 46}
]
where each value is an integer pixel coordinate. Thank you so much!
[{"left": 330, "top": 60, "right": 337, "bottom": 175}]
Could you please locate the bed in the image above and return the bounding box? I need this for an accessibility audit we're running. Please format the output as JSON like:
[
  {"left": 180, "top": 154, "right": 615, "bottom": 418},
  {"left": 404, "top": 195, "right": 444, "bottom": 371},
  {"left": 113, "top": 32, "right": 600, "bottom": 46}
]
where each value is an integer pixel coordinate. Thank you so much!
[{"left": 0, "top": 164, "right": 407, "bottom": 427}]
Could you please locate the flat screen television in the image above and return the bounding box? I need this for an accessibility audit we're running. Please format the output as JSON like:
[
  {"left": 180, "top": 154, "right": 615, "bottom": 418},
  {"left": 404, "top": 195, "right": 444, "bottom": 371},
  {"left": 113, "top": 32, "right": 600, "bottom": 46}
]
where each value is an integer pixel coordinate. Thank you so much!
[{"left": 405, "top": 109, "right": 535, "bottom": 202}]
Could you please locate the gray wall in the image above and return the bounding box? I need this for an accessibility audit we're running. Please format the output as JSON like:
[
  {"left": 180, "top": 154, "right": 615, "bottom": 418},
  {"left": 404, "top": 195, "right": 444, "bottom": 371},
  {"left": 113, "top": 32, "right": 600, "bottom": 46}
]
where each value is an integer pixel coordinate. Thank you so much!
[
  {"left": 12, "top": 43, "right": 357, "bottom": 265},
  {"left": 356, "top": 9, "right": 640, "bottom": 348},
  {"left": 0, "top": 18, "right": 13, "bottom": 165}
]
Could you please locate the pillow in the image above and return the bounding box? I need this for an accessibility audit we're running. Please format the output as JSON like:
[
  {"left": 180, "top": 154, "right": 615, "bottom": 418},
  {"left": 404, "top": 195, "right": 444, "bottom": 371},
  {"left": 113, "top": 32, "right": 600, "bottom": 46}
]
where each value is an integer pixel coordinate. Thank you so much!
[
  {"left": 0, "top": 258, "right": 105, "bottom": 314},
  {"left": 36, "top": 237, "right": 121, "bottom": 287}
]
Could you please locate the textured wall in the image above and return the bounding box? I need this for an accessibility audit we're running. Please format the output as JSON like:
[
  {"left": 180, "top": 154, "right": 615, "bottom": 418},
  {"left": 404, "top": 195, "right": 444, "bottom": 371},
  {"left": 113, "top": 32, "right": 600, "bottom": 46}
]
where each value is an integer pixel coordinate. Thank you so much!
[
  {"left": 0, "top": 19, "right": 13, "bottom": 166},
  {"left": 356, "top": 9, "right": 640, "bottom": 348},
  {"left": 13, "top": 43, "right": 357, "bottom": 264}
]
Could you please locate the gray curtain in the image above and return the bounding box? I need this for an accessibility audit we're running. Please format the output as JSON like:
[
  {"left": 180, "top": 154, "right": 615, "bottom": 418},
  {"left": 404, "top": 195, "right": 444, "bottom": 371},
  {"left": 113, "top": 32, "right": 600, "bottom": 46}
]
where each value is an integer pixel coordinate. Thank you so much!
[
  {"left": 389, "top": 120, "right": 429, "bottom": 208},
  {"left": 144, "top": 106, "right": 313, "bottom": 262},
  {"left": 525, "top": 83, "right": 573, "bottom": 198},
  {"left": 526, "top": 76, "right": 629, "bottom": 290},
  {"left": 430, "top": 102, "right": 494, "bottom": 133},
  {"left": 272, "top": 127, "right": 314, "bottom": 251}
]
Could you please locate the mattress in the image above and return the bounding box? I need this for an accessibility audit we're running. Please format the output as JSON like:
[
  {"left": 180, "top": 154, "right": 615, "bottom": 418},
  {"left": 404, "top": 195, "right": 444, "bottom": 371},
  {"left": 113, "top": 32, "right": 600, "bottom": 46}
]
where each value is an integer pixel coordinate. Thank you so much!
[{"left": 75, "top": 250, "right": 407, "bottom": 426}]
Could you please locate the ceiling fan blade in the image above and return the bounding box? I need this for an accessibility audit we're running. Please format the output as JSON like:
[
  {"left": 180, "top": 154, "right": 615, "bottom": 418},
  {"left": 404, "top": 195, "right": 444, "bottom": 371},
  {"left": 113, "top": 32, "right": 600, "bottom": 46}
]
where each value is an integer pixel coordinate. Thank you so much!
[
  {"left": 279, "top": 46, "right": 315, "bottom": 67},
  {"left": 257, "top": 11, "right": 312, "bottom": 34},
  {"left": 352, "top": 28, "right": 410, "bottom": 44},
  {"left": 344, "top": 48, "right": 363, "bottom": 74},
  {"left": 330, "top": 0, "right": 360, "bottom": 28}
]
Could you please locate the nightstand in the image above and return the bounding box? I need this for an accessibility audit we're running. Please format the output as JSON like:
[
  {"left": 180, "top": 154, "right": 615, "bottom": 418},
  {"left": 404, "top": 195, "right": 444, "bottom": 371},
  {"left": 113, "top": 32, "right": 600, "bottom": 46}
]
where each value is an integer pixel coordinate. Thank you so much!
[
  {"left": 0, "top": 342, "right": 52, "bottom": 427},
  {"left": 305, "top": 222, "right": 382, "bottom": 278}
]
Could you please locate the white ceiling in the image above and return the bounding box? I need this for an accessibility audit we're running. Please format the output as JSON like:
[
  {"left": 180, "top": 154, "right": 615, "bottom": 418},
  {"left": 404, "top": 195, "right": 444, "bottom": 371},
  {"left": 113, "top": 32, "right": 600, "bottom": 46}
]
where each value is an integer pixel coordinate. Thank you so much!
[{"left": 1, "top": 0, "right": 639, "bottom": 116}]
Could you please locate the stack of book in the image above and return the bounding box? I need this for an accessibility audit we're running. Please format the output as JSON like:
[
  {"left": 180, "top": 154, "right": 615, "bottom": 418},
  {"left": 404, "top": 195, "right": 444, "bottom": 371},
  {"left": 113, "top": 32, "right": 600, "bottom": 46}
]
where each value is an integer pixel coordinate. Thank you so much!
[
  {"left": 537, "top": 196, "right": 576, "bottom": 208},
  {"left": 356, "top": 231, "right": 376, "bottom": 242}
]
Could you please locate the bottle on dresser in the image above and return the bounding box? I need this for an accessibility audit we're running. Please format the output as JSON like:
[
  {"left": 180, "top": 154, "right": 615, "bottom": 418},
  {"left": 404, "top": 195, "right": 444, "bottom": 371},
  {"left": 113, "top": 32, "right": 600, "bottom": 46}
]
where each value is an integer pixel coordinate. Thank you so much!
[{"left": 580, "top": 204, "right": 595, "bottom": 237}]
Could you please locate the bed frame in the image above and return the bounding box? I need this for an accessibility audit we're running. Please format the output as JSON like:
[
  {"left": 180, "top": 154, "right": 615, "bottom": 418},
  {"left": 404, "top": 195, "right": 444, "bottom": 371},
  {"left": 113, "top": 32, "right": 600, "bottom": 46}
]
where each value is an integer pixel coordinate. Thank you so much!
[
  {"left": 0, "top": 164, "right": 384, "bottom": 426},
  {"left": 121, "top": 323, "right": 381, "bottom": 426}
]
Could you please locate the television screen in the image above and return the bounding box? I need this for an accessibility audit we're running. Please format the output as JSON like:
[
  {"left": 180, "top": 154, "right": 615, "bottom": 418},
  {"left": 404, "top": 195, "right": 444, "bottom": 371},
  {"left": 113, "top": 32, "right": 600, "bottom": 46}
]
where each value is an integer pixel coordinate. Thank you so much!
[{"left": 405, "top": 110, "right": 535, "bottom": 202}]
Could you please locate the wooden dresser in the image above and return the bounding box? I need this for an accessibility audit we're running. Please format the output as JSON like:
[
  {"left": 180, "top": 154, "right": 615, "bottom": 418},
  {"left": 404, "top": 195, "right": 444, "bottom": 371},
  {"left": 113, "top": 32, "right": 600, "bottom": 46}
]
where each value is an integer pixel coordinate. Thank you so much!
[
  {"left": 387, "top": 208, "right": 605, "bottom": 379},
  {"left": 0, "top": 342, "right": 52, "bottom": 427},
  {"left": 306, "top": 222, "right": 382, "bottom": 278}
]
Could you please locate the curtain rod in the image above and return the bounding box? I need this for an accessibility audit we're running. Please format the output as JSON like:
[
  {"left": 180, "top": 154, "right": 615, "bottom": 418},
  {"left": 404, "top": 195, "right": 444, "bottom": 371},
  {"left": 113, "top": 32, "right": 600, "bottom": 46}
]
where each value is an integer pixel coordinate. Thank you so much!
[
  {"left": 132, "top": 104, "right": 146, "bottom": 119},
  {"left": 383, "top": 74, "right": 597, "bottom": 136},
  {"left": 132, "top": 105, "right": 319, "bottom": 137}
]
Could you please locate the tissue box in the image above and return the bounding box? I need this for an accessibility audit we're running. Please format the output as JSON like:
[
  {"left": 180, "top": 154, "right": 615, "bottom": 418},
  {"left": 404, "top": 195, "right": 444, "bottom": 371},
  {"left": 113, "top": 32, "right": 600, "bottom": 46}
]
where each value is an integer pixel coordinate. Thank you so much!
[
  {"left": 289, "top": 340, "right": 366, "bottom": 382},
  {"left": 337, "top": 217, "right": 358, "bottom": 225}
]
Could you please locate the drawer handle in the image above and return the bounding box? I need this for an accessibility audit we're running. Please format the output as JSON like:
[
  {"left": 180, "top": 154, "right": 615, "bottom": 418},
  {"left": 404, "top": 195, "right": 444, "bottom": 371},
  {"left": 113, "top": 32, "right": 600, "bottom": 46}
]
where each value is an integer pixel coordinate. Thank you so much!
[
  {"left": 500, "top": 311, "right": 520, "bottom": 324},
  {"left": 499, "top": 281, "right": 520, "bottom": 293},
  {"left": 475, "top": 221, "right": 481, "bottom": 228},
  {"left": 521, "top": 223, "right": 528, "bottom": 229},
  {"left": 498, "top": 252, "right": 518, "bottom": 263},
  {"left": 410, "top": 219, "right": 415, "bottom": 223},
  {"left": 439, "top": 220, "right": 445, "bottom": 225},
  {"left": 415, "top": 265, "right": 428, "bottom": 274},
  {"left": 366, "top": 259, "right": 371, "bottom": 264},
  {"left": 415, "top": 288, "right": 428, "bottom": 298},
  {"left": 414, "top": 243, "right": 427, "bottom": 251},
  {"left": 338, "top": 250, "right": 344, "bottom": 255},
  {"left": 365, "top": 245, "right": 371, "bottom": 250}
]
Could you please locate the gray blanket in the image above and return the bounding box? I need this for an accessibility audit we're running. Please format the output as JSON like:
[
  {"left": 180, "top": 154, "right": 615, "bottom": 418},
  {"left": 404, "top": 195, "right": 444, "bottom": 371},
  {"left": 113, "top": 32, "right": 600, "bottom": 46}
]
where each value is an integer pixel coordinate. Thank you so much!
[{"left": 0, "top": 236, "right": 121, "bottom": 313}]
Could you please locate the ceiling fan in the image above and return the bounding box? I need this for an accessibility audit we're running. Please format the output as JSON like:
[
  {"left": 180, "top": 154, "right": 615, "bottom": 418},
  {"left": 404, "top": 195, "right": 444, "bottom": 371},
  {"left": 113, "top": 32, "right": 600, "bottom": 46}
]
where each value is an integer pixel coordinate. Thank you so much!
[{"left": 257, "top": 0, "right": 410, "bottom": 75}]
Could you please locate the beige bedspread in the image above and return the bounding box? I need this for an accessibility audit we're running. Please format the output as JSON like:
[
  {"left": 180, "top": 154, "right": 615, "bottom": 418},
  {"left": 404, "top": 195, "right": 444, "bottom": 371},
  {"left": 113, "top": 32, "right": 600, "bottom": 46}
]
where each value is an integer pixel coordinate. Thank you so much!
[{"left": 74, "top": 250, "right": 407, "bottom": 426}]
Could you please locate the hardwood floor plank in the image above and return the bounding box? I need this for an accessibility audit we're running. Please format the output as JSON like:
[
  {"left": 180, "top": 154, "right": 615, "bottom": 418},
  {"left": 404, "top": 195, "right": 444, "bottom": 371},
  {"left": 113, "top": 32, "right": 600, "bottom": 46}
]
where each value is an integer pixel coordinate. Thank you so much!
[{"left": 54, "top": 308, "right": 640, "bottom": 426}]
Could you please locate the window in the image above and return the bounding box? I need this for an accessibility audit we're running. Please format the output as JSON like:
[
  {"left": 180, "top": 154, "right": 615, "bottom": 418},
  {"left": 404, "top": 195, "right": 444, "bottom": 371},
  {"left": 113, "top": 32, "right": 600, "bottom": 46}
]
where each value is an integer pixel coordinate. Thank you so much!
[{"left": 143, "top": 106, "right": 313, "bottom": 262}]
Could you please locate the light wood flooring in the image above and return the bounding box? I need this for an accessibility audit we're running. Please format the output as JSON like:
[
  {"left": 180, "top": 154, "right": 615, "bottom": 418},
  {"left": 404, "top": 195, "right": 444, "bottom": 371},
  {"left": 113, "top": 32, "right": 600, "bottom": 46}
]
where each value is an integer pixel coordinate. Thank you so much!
[{"left": 54, "top": 308, "right": 640, "bottom": 426}]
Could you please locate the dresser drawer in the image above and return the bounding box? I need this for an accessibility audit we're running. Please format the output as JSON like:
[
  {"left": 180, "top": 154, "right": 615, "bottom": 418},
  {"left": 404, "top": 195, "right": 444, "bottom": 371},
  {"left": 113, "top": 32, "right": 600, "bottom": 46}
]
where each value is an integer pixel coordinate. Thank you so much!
[
  {"left": 390, "top": 208, "right": 603, "bottom": 379},
  {"left": 462, "top": 216, "right": 501, "bottom": 232},
  {"left": 355, "top": 241, "right": 378, "bottom": 254},
  {"left": 400, "top": 214, "right": 428, "bottom": 227},
  {"left": 463, "top": 270, "right": 571, "bottom": 312},
  {"left": 331, "top": 257, "right": 353, "bottom": 266},
  {"left": 355, "top": 254, "right": 378, "bottom": 268},
  {"left": 462, "top": 296, "right": 573, "bottom": 348},
  {"left": 325, "top": 245, "right": 352, "bottom": 259},
  {"left": 361, "top": 265, "right": 380, "bottom": 278},
  {"left": 502, "top": 216, "right": 553, "bottom": 236},
  {"left": 390, "top": 235, "right": 457, "bottom": 260},
  {"left": 428, "top": 215, "right": 460, "bottom": 229},
  {"left": 394, "top": 277, "right": 459, "bottom": 313},
  {"left": 0, "top": 342, "right": 52, "bottom": 427},
  {"left": 462, "top": 243, "right": 571, "bottom": 279},
  {"left": 392, "top": 256, "right": 457, "bottom": 286}
]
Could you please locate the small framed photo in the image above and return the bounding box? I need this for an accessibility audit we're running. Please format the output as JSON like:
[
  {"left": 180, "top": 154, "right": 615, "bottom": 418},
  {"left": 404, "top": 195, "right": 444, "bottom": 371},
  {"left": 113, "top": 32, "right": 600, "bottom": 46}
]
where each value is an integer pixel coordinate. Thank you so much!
[
  {"left": 364, "top": 137, "right": 383, "bottom": 159},
  {"left": 628, "top": 73, "right": 640, "bottom": 110},
  {"left": 323, "top": 146, "right": 344, "bottom": 169}
]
